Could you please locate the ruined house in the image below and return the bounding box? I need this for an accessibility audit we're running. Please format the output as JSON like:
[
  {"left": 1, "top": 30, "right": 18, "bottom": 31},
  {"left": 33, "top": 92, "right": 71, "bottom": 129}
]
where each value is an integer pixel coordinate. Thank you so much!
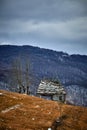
[{"left": 37, "top": 80, "right": 66, "bottom": 102}]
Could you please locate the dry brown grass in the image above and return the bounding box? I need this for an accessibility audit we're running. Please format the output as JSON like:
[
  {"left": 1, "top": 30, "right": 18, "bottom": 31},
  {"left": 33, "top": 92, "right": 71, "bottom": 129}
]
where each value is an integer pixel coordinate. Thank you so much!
[{"left": 0, "top": 90, "right": 87, "bottom": 130}]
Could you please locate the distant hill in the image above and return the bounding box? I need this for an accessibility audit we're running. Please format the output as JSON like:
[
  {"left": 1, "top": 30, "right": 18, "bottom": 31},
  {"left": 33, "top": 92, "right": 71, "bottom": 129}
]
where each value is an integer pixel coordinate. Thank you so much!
[
  {"left": 0, "top": 90, "right": 87, "bottom": 130},
  {"left": 0, "top": 45, "right": 87, "bottom": 106}
]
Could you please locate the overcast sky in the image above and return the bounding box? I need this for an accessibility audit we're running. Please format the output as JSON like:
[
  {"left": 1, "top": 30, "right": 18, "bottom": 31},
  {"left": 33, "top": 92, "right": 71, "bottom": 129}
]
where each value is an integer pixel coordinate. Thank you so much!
[{"left": 0, "top": 0, "right": 87, "bottom": 55}]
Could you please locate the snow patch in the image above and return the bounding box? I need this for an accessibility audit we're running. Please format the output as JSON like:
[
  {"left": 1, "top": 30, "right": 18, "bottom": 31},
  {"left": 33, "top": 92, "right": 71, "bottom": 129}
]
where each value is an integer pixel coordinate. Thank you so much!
[
  {"left": 12, "top": 96, "right": 18, "bottom": 99},
  {"left": 1, "top": 104, "right": 20, "bottom": 113},
  {"left": 35, "top": 105, "right": 40, "bottom": 108},
  {"left": 0, "top": 93, "right": 3, "bottom": 96},
  {"left": 32, "top": 118, "right": 35, "bottom": 120},
  {"left": 48, "top": 112, "right": 51, "bottom": 114},
  {"left": 48, "top": 128, "right": 52, "bottom": 130}
]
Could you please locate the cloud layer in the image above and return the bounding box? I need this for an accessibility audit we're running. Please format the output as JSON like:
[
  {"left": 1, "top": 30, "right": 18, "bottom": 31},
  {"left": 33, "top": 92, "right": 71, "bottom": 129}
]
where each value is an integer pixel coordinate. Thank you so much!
[{"left": 0, "top": 0, "right": 87, "bottom": 54}]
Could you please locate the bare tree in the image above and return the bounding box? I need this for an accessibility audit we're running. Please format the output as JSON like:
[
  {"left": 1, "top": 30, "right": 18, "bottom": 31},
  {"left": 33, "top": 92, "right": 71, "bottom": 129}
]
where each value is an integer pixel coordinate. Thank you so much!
[
  {"left": 24, "top": 58, "right": 31, "bottom": 94},
  {"left": 11, "top": 56, "right": 31, "bottom": 94}
]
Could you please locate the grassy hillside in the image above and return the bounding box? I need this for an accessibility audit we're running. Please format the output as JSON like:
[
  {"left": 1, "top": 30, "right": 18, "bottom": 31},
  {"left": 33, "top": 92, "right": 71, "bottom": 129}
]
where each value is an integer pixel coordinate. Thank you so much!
[{"left": 0, "top": 90, "right": 87, "bottom": 130}]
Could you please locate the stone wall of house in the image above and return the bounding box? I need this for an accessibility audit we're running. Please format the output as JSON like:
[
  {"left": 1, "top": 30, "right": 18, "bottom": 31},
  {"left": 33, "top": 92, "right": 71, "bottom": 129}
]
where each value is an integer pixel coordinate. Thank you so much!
[
  {"left": 53, "top": 94, "right": 65, "bottom": 102},
  {"left": 37, "top": 80, "right": 66, "bottom": 102}
]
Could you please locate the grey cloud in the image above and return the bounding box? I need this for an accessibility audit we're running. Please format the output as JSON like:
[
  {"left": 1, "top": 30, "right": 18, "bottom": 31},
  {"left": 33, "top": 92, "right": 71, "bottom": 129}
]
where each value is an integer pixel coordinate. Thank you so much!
[
  {"left": 0, "top": 16, "right": 87, "bottom": 44},
  {"left": 0, "top": 0, "right": 87, "bottom": 54},
  {"left": 1, "top": 16, "right": 87, "bottom": 37},
  {"left": 0, "top": 0, "right": 87, "bottom": 21}
]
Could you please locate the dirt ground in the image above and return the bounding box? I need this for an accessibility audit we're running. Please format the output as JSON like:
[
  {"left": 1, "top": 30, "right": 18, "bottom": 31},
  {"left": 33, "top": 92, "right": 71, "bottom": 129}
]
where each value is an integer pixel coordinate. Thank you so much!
[{"left": 0, "top": 90, "right": 87, "bottom": 130}]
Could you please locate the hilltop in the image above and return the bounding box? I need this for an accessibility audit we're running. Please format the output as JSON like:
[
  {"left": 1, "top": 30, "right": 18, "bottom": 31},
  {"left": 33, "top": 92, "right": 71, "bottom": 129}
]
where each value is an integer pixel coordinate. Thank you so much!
[
  {"left": 0, "top": 45, "right": 87, "bottom": 106},
  {"left": 0, "top": 90, "right": 87, "bottom": 130}
]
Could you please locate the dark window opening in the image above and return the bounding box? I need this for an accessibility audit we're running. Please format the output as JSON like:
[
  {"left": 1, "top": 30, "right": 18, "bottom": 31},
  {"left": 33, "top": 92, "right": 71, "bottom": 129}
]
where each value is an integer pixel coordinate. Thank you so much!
[{"left": 59, "top": 96, "right": 62, "bottom": 101}]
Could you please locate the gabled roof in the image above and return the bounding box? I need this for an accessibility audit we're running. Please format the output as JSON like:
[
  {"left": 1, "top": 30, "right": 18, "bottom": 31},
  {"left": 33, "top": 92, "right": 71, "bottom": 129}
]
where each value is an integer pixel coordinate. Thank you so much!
[{"left": 37, "top": 80, "right": 66, "bottom": 95}]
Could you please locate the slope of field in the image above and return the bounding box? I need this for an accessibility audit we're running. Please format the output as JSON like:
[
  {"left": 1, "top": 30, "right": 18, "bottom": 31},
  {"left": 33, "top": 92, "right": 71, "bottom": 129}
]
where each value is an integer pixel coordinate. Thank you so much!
[{"left": 0, "top": 90, "right": 87, "bottom": 130}]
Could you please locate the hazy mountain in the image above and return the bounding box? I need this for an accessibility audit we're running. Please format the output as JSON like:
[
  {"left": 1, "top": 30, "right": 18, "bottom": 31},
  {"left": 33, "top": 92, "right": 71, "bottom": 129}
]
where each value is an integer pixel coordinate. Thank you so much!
[{"left": 0, "top": 45, "right": 87, "bottom": 106}]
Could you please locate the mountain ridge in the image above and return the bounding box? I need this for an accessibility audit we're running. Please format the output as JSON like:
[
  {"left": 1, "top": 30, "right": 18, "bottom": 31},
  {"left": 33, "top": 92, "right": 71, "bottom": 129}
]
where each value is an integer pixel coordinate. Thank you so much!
[{"left": 0, "top": 45, "right": 87, "bottom": 106}]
